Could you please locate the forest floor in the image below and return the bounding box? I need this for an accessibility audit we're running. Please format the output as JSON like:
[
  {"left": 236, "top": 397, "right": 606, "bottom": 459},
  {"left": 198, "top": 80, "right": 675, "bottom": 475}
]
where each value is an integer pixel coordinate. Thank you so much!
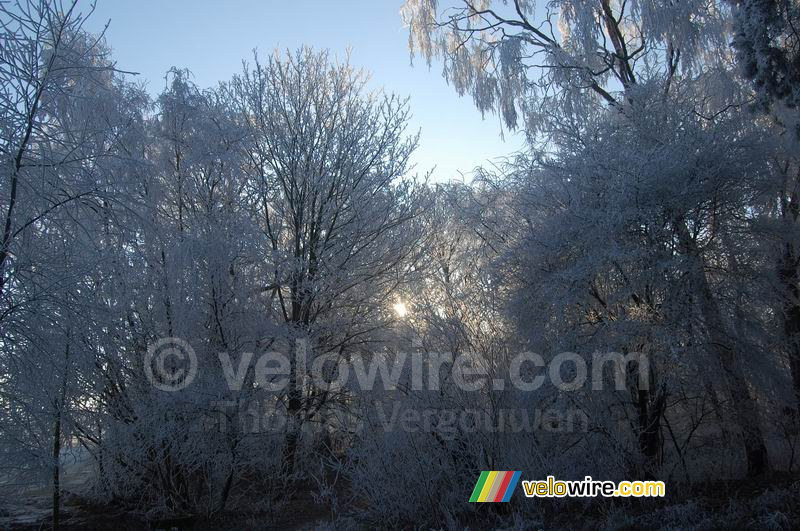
[
  {"left": 0, "top": 486, "right": 332, "bottom": 530},
  {"left": 1, "top": 472, "right": 799, "bottom": 529},
  {"left": 541, "top": 471, "right": 800, "bottom": 531}
]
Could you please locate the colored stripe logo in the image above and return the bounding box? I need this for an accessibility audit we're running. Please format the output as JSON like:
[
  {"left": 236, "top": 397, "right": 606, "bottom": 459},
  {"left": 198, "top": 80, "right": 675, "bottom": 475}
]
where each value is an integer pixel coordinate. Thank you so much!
[{"left": 469, "top": 471, "right": 521, "bottom": 502}]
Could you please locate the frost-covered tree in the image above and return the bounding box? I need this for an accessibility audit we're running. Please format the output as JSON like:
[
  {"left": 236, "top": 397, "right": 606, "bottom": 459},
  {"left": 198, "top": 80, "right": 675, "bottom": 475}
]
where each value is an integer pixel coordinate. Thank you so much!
[
  {"left": 402, "top": 0, "right": 780, "bottom": 478},
  {"left": 228, "top": 48, "right": 427, "bottom": 476},
  {"left": 728, "top": 0, "right": 800, "bottom": 413},
  {"left": 0, "top": 1, "right": 147, "bottom": 527},
  {"left": 401, "top": 0, "right": 729, "bottom": 138},
  {"left": 729, "top": 0, "right": 800, "bottom": 114},
  {"left": 504, "top": 80, "right": 780, "bottom": 476},
  {"left": 2, "top": 0, "right": 799, "bottom": 528}
]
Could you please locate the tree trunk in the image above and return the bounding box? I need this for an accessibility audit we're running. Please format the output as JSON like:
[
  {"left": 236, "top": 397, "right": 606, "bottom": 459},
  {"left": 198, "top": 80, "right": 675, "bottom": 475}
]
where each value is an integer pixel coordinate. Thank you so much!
[
  {"left": 678, "top": 220, "right": 769, "bottom": 476},
  {"left": 637, "top": 381, "right": 666, "bottom": 479},
  {"left": 779, "top": 238, "right": 800, "bottom": 411},
  {"left": 52, "top": 410, "right": 61, "bottom": 531},
  {"left": 283, "top": 337, "right": 304, "bottom": 479},
  {"left": 695, "top": 263, "right": 769, "bottom": 475},
  {"left": 52, "top": 338, "right": 70, "bottom": 531},
  {"left": 219, "top": 467, "right": 234, "bottom": 513}
]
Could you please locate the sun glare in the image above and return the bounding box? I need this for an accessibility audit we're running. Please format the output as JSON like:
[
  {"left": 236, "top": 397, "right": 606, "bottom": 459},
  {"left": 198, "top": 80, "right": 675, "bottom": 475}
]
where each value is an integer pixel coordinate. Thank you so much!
[{"left": 393, "top": 301, "right": 408, "bottom": 318}]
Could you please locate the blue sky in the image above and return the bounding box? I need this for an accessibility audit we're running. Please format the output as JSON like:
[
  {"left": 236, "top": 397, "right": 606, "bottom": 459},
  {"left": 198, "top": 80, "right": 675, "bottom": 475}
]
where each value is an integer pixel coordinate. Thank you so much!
[{"left": 82, "top": 0, "right": 524, "bottom": 182}]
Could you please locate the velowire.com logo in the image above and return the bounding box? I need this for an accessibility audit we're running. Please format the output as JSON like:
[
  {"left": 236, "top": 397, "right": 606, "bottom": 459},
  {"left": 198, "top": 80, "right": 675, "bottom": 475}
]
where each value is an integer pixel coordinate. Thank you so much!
[{"left": 469, "top": 471, "right": 521, "bottom": 502}]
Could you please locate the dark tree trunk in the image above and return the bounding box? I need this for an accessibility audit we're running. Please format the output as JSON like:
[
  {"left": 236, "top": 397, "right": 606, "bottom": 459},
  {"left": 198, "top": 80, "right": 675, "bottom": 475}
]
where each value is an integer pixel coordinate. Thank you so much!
[
  {"left": 637, "top": 382, "right": 666, "bottom": 479},
  {"left": 780, "top": 241, "right": 800, "bottom": 410},
  {"left": 52, "top": 411, "right": 61, "bottom": 531},
  {"left": 677, "top": 220, "right": 769, "bottom": 476}
]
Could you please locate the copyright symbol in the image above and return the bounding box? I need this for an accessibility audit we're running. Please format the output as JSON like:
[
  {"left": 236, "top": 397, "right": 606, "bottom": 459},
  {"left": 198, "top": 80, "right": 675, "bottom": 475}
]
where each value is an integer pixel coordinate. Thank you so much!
[{"left": 144, "top": 337, "right": 197, "bottom": 391}]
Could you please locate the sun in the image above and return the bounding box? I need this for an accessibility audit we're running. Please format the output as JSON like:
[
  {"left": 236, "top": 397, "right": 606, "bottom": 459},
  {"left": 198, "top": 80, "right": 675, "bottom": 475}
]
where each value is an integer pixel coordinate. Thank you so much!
[{"left": 393, "top": 301, "right": 409, "bottom": 318}]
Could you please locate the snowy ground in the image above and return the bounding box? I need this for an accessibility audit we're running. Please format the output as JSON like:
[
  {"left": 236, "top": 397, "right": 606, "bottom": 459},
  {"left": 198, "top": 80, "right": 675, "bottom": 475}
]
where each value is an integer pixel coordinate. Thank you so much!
[{"left": 0, "top": 446, "right": 94, "bottom": 528}]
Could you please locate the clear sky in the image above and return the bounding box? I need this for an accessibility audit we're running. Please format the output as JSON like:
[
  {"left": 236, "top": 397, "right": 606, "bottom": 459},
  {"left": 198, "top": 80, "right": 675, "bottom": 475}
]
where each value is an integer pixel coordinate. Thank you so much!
[{"left": 82, "top": 0, "right": 524, "bottom": 182}]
